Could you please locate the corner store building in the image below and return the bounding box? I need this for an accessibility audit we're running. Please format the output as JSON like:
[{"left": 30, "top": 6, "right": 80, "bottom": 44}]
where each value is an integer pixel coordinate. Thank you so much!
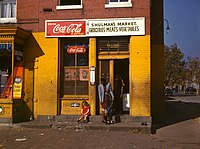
[{"left": 0, "top": 0, "right": 164, "bottom": 123}]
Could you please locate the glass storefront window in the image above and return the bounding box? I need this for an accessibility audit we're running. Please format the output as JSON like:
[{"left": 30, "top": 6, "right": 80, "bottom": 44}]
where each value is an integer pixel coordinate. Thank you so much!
[
  {"left": 62, "top": 38, "right": 89, "bottom": 96},
  {"left": 97, "top": 37, "right": 129, "bottom": 52},
  {"left": 0, "top": 42, "right": 12, "bottom": 99},
  {"left": 0, "top": 42, "right": 24, "bottom": 99}
]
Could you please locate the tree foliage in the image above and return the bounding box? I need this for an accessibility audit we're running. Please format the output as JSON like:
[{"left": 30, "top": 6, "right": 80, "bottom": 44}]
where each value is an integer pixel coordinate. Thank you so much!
[
  {"left": 186, "top": 57, "right": 200, "bottom": 86},
  {"left": 164, "top": 43, "right": 185, "bottom": 87},
  {"left": 164, "top": 43, "right": 200, "bottom": 91}
]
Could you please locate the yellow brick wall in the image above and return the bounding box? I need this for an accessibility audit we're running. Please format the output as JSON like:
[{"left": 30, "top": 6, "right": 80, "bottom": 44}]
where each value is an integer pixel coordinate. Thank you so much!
[
  {"left": 0, "top": 100, "right": 12, "bottom": 118},
  {"left": 61, "top": 100, "right": 82, "bottom": 114},
  {"left": 129, "top": 35, "right": 151, "bottom": 116},
  {"left": 30, "top": 32, "right": 58, "bottom": 116},
  {"left": 89, "top": 38, "right": 97, "bottom": 115}
]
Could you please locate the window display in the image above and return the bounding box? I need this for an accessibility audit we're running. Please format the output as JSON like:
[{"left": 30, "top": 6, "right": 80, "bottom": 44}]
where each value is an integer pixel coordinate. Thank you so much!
[
  {"left": 62, "top": 38, "right": 89, "bottom": 95},
  {"left": 0, "top": 43, "right": 12, "bottom": 99}
]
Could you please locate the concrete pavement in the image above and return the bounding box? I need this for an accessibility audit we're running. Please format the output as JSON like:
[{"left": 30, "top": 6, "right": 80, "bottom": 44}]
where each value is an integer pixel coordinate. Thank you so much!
[{"left": 0, "top": 94, "right": 199, "bottom": 148}]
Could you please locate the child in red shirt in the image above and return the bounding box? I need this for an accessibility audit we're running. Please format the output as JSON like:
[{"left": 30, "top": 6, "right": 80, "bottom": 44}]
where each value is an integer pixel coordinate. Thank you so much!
[{"left": 77, "top": 100, "right": 91, "bottom": 123}]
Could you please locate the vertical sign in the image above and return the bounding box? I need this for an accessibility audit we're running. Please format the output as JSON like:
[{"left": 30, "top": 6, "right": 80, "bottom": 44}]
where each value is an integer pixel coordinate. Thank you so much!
[
  {"left": 90, "top": 66, "right": 95, "bottom": 85},
  {"left": 13, "top": 66, "right": 23, "bottom": 99}
]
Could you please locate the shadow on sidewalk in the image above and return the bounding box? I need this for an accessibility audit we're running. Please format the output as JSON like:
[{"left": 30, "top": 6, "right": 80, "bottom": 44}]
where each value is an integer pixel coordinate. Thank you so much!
[{"left": 155, "top": 96, "right": 200, "bottom": 130}]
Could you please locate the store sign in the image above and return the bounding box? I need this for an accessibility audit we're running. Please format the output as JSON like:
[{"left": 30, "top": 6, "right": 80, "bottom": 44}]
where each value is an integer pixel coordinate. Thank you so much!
[
  {"left": 87, "top": 18, "right": 145, "bottom": 36},
  {"left": 45, "top": 20, "right": 86, "bottom": 37},
  {"left": 13, "top": 76, "right": 22, "bottom": 99},
  {"left": 71, "top": 102, "right": 80, "bottom": 107},
  {"left": 45, "top": 17, "right": 145, "bottom": 37},
  {"left": 67, "top": 46, "right": 86, "bottom": 54},
  {"left": 13, "top": 65, "right": 23, "bottom": 99}
]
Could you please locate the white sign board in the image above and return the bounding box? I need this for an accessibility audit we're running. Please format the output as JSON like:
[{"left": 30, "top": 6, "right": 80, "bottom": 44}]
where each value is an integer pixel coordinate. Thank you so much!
[{"left": 87, "top": 17, "right": 145, "bottom": 36}]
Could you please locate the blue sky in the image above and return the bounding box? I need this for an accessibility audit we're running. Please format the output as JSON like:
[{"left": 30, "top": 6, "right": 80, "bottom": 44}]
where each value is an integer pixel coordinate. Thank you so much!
[{"left": 164, "top": 0, "right": 200, "bottom": 58}]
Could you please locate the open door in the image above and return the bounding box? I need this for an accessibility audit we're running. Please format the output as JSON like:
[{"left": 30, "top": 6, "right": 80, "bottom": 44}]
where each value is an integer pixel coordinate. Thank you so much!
[{"left": 99, "top": 58, "right": 129, "bottom": 114}]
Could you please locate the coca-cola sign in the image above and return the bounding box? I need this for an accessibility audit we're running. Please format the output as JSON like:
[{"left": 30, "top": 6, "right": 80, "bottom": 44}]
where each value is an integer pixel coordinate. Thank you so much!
[
  {"left": 67, "top": 46, "right": 86, "bottom": 54},
  {"left": 45, "top": 18, "right": 145, "bottom": 37},
  {"left": 46, "top": 21, "right": 86, "bottom": 37}
]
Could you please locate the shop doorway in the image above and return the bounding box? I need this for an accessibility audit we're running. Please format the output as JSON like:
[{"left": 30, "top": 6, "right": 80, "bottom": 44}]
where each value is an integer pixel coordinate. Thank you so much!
[
  {"left": 114, "top": 59, "right": 129, "bottom": 114},
  {"left": 99, "top": 58, "right": 129, "bottom": 114}
]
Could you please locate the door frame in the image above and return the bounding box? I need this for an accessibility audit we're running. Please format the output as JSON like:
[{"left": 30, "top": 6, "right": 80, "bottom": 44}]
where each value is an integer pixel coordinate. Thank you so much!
[{"left": 98, "top": 54, "right": 130, "bottom": 114}]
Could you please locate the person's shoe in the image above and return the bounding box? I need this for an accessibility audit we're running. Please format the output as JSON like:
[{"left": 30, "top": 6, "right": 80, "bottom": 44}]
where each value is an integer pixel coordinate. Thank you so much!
[
  {"left": 77, "top": 119, "right": 80, "bottom": 123},
  {"left": 102, "top": 120, "right": 107, "bottom": 123},
  {"left": 110, "top": 120, "right": 114, "bottom": 124},
  {"left": 106, "top": 120, "right": 111, "bottom": 124}
]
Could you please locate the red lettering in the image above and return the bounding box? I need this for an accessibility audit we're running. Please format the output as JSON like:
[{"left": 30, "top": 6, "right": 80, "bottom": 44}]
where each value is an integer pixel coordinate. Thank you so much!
[
  {"left": 52, "top": 24, "right": 83, "bottom": 34},
  {"left": 67, "top": 46, "right": 86, "bottom": 54}
]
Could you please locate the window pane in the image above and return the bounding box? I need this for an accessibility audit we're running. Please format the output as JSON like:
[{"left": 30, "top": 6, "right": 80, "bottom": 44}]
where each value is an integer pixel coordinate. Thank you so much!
[
  {"left": 64, "top": 81, "right": 75, "bottom": 95},
  {"left": 1, "top": 0, "right": 16, "bottom": 18},
  {"left": 110, "top": 0, "right": 118, "bottom": 2},
  {"left": 97, "top": 37, "right": 129, "bottom": 52},
  {"left": 0, "top": 43, "right": 12, "bottom": 98},
  {"left": 60, "top": 0, "right": 81, "bottom": 5},
  {"left": 77, "top": 45, "right": 88, "bottom": 66},
  {"left": 110, "top": 0, "right": 128, "bottom": 2},
  {"left": 64, "top": 68, "right": 88, "bottom": 95},
  {"left": 65, "top": 53, "right": 75, "bottom": 66},
  {"left": 11, "top": 3, "right": 16, "bottom": 17},
  {"left": 76, "top": 80, "right": 88, "bottom": 95},
  {"left": 2, "top": 3, "right": 7, "bottom": 18}
]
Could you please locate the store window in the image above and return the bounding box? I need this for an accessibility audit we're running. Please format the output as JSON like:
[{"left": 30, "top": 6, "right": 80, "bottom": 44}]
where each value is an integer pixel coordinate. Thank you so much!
[
  {"left": 0, "top": 42, "right": 24, "bottom": 99},
  {"left": 0, "top": 0, "right": 16, "bottom": 23},
  {"left": 56, "top": 0, "right": 82, "bottom": 10},
  {"left": 105, "top": 0, "right": 132, "bottom": 8},
  {"left": 62, "top": 38, "right": 89, "bottom": 95},
  {"left": 0, "top": 42, "right": 12, "bottom": 98},
  {"left": 97, "top": 37, "right": 129, "bottom": 52}
]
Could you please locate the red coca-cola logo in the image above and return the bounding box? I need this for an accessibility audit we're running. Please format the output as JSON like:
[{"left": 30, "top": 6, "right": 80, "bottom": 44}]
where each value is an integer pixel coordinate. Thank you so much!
[
  {"left": 46, "top": 21, "right": 86, "bottom": 36},
  {"left": 67, "top": 46, "right": 86, "bottom": 54},
  {"left": 53, "top": 24, "right": 83, "bottom": 34}
]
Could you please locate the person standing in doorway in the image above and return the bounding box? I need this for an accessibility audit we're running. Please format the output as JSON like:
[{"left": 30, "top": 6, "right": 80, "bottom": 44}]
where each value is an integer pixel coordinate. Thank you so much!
[
  {"left": 98, "top": 78, "right": 114, "bottom": 124},
  {"left": 113, "top": 74, "right": 125, "bottom": 115}
]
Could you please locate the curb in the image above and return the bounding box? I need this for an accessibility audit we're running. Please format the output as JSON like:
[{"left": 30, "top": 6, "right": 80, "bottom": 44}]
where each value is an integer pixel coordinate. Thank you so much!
[{"left": 12, "top": 121, "right": 152, "bottom": 134}]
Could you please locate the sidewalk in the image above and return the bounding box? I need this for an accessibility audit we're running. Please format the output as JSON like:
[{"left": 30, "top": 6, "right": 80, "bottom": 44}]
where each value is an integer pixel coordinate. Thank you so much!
[{"left": 12, "top": 115, "right": 152, "bottom": 134}]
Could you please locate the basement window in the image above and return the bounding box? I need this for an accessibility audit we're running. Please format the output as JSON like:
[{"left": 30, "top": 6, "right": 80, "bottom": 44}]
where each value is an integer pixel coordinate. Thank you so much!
[{"left": 56, "top": 0, "right": 83, "bottom": 10}]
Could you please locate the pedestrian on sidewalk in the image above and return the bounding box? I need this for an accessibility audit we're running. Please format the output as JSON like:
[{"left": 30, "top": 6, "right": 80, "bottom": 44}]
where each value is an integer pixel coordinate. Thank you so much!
[
  {"left": 98, "top": 78, "right": 114, "bottom": 124},
  {"left": 77, "top": 100, "right": 91, "bottom": 123}
]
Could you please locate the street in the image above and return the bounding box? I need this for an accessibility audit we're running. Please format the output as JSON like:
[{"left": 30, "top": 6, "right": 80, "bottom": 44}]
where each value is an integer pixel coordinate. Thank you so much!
[{"left": 0, "top": 94, "right": 200, "bottom": 149}]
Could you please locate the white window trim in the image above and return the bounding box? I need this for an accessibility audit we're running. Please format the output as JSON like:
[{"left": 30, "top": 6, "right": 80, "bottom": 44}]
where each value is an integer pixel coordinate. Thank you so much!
[
  {"left": 56, "top": 5, "right": 83, "bottom": 10},
  {"left": 105, "top": 2, "right": 132, "bottom": 8},
  {"left": 0, "top": 18, "right": 17, "bottom": 23}
]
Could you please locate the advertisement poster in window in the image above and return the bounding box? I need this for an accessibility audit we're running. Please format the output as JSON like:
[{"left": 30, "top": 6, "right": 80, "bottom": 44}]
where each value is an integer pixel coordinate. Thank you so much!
[
  {"left": 64, "top": 68, "right": 72, "bottom": 81},
  {"left": 80, "top": 69, "right": 89, "bottom": 81},
  {"left": 65, "top": 68, "right": 79, "bottom": 81},
  {"left": 72, "top": 69, "right": 79, "bottom": 80}
]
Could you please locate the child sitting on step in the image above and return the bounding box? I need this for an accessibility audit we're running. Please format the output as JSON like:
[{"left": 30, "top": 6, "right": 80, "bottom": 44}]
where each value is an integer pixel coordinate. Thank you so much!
[{"left": 77, "top": 100, "right": 91, "bottom": 123}]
